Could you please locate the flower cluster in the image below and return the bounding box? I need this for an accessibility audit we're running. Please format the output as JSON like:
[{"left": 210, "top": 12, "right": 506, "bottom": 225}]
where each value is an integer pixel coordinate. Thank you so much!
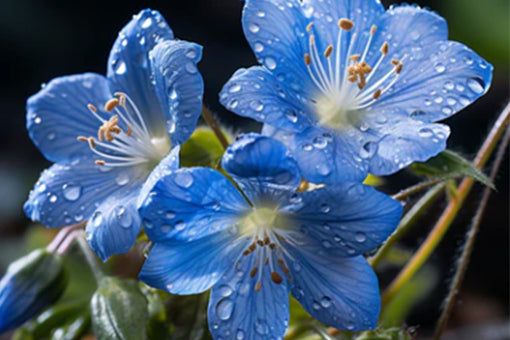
[{"left": 19, "top": 0, "right": 491, "bottom": 338}]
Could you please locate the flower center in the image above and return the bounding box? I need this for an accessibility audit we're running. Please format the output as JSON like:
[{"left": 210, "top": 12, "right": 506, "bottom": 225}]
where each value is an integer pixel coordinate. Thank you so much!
[
  {"left": 77, "top": 92, "right": 171, "bottom": 170},
  {"left": 237, "top": 207, "right": 293, "bottom": 292},
  {"left": 304, "top": 18, "right": 405, "bottom": 130}
]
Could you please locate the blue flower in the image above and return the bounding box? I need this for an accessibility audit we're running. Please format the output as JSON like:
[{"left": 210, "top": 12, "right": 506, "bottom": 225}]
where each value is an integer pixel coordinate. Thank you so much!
[
  {"left": 220, "top": 0, "right": 493, "bottom": 183},
  {"left": 138, "top": 134, "right": 403, "bottom": 338},
  {"left": 24, "top": 9, "right": 204, "bottom": 261}
]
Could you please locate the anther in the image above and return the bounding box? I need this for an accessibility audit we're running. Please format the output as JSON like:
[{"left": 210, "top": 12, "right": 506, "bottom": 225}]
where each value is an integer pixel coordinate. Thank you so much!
[
  {"left": 250, "top": 267, "right": 258, "bottom": 278},
  {"left": 271, "top": 272, "right": 283, "bottom": 284},
  {"left": 88, "top": 137, "right": 96, "bottom": 149},
  {"left": 249, "top": 243, "right": 256, "bottom": 252},
  {"left": 257, "top": 240, "right": 264, "bottom": 247},
  {"left": 391, "top": 59, "right": 400, "bottom": 66},
  {"left": 264, "top": 237, "right": 270, "bottom": 245},
  {"left": 95, "top": 160, "right": 106, "bottom": 166},
  {"left": 395, "top": 63, "right": 403, "bottom": 74},
  {"left": 87, "top": 104, "right": 98, "bottom": 112},
  {"left": 306, "top": 22, "right": 314, "bottom": 32},
  {"left": 126, "top": 125, "right": 132, "bottom": 137},
  {"left": 269, "top": 243, "right": 276, "bottom": 249},
  {"left": 349, "top": 54, "right": 361, "bottom": 61},
  {"left": 373, "top": 89, "right": 382, "bottom": 100},
  {"left": 297, "top": 178, "right": 309, "bottom": 193},
  {"left": 324, "top": 45, "right": 333, "bottom": 58},
  {"left": 77, "top": 136, "right": 88, "bottom": 142},
  {"left": 255, "top": 282, "right": 262, "bottom": 292},
  {"left": 304, "top": 53, "right": 311, "bottom": 66},
  {"left": 104, "top": 98, "right": 119, "bottom": 112},
  {"left": 380, "top": 42, "right": 389, "bottom": 55},
  {"left": 309, "top": 34, "right": 316, "bottom": 45},
  {"left": 370, "top": 25, "right": 377, "bottom": 35},
  {"left": 338, "top": 18, "right": 354, "bottom": 31}
]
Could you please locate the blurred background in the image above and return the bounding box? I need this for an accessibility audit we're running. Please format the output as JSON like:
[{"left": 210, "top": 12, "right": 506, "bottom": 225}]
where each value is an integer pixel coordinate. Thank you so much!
[{"left": 0, "top": 0, "right": 508, "bottom": 339}]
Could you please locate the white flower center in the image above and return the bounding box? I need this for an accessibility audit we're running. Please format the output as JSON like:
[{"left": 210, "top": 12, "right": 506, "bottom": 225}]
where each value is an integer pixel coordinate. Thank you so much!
[
  {"left": 304, "top": 18, "right": 406, "bottom": 130},
  {"left": 77, "top": 92, "right": 171, "bottom": 170}
]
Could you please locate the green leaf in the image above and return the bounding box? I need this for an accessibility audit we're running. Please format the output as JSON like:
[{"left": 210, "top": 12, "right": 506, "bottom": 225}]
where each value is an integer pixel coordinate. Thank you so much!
[
  {"left": 180, "top": 127, "right": 229, "bottom": 168},
  {"left": 354, "top": 328, "right": 414, "bottom": 340},
  {"left": 410, "top": 150, "right": 494, "bottom": 188},
  {"left": 50, "top": 313, "right": 90, "bottom": 340},
  {"left": 167, "top": 294, "right": 210, "bottom": 340},
  {"left": 91, "top": 277, "right": 149, "bottom": 340},
  {"left": 139, "top": 283, "right": 171, "bottom": 340}
]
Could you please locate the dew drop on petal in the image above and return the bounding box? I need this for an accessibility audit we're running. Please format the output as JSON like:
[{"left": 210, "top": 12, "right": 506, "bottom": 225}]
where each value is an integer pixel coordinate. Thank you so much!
[
  {"left": 116, "top": 173, "right": 130, "bottom": 186},
  {"left": 236, "top": 329, "right": 245, "bottom": 340},
  {"left": 115, "top": 61, "right": 127, "bottom": 75},
  {"left": 174, "top": 171, "right": 194, "bottom": 188},
  {"left": 62, "top": 184, "right": 82, "bottom": 201},
  {"left": 229, "top": 84, "right": 242, "bottom": 93},
  {"left": 91, "top": 211, "right": 103, "bottom": 227},
  {"left": 355, "top": 232, "right": 367, "bottom": 243},
  {"left": 467, "top": 77, "right": 485, "bottom": 94},
  {"left": 216, "top": 299, "right": 234, "bottom": 321},
  {"left": 254, "top": 42, "right": 264, "bottom": 53},
  {"left": 320, "top": 297, "right": 332, "bottom": 308},
  {"left": 115, "top": 206, "right": 133, "bottom": 228},
  {"left": 141, "top": 17, "right": 152, "bottom": 28},
  {"left": 249, "top": 100, "right": 264, "bottom": 112},
  {"left": 264, "top": 57, "right": 277, "bottom": 70},
  {"left": 49, "top": 195, "right": 57, "bottom": 203},
  {"left": 254, "top": 319, "right": 269, "bottom": 335},
  {"left": 218, "top": 285, "right": 233, "bottom": 297},
  {"left": 434, "top": 63, "right": 446, "bottom": 73}
]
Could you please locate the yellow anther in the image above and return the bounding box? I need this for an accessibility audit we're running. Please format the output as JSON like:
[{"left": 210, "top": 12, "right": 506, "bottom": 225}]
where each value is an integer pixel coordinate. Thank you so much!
[
  {"left": 297, "top": 178, "right": 309, "bottom": 193},
  {"left": 304, "top": 53, "right": 311, "bottom": 66},
  {"left": 87, "top": 104, "right": 98, "bottom": 112},
  {"left": 324, "top": 45, "right": 334, "bottom": 58},
  {"left": 95, "top": 160, "right": 106, "bottom": 166},
  {"left": 391, "top": 59, "right": 400, "bottom": 66},
  {"left": 380, "top": 42, "right": 389, "bottom": 55},
  {"left": 373, "top": 89, "right": 382, "bottom": 100},
  {"left": 370, "top": 25, "right": 377, "bottom": 35},
  {"left": 104, "top": 98, "right": 119, "bottom": 112},
  {"left": 306, "top": 22, "right": 314, "bottom": 32},
  {"left": 339, "top": 18, "right": 354, "bottom": 31},
  {"left": 77, "top": 136, "right": 88, "bottom": 142},
  {"left": 309, "top": 34, "right": 316, "bottom": 45},
  {"left": 255, "top": 281, "right": 262, "bottom": 292},
  {"left": 271, "top": 272, "right": 283, "bottom": 284},
  {"left": 88, "top": 137, "right": 96, "bottom": 149},
  {"left": 126, "top": 125, "right": 132, "bottom": 137},
  {"left": 349, "top": 54, "right": 361, "bottom": 61}
]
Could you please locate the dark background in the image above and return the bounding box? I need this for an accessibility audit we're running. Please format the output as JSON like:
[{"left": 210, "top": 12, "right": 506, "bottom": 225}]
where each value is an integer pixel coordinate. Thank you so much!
[{"left": 0, "top": 0, "right": 508, "bottom": 338}]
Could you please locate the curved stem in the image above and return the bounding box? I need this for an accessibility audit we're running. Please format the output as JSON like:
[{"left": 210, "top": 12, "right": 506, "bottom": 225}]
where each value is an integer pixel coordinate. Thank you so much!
[
  {"left": 46, "top": 221, "right": 87, "bottom": 252},
  {"left": 370, "top": 183, "right": 445, "bottom": 269},
  {"left": 201, "top": 106, "right": 230, "bottom": 150},
  {"left": 76, "top": 232, "right": 105, "bottom": 283},
  {"left": 433, "top": 127, "right": 510, "bottom": 340},
  {"left": 391, "top": 179, "right": 442, "bottom": 201},
  {"left": 381, "top": 103, "right": 510, "bottom": 306}
]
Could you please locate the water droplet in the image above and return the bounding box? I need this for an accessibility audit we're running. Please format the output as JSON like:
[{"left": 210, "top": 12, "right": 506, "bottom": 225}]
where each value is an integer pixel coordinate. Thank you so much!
[
  {"left": 249, "top": 100, "right": 264, "bottom": 112},
  {"left": 175, "top": 221, "right": 186, "bottom": 231},
  {"left": 302, "top": 143, "right": 313, "bottom": 151},
  {"left": 115, "top": 206, "right": 133, "bottom": 228},
  {"left": 442, "top": 106, "right": 453, "bottom": 115},
  {"left": 165, "top": 211, "right": 176, "bottom": 219},
  {"left": 186, "top": 49, "right": 197, "bottom": 59},
  {"left": 170, "top": 89, "right": 178, "bottom": 100},
  {"left": 355, "top": 232, "right": 367, "bottom": 243},
  {"left": 236, "top": 329, "right": 245, "bottom": 340},
  {"left": 410, "top": 30, "right": 420, "bottom": 40},
  {"left": 218, "top": 285, "right": 233, "bottom": 297},
  {"left": 116, "top": 173, "right": 129, "bottom": 186},
  {"left": 313, "top": 136, "right": 327, "bottom": 149},
  {"left": 320, "top": 297, "right": 332, "bottom": 308},
  {"left": 229, "top": 84, "right": 241, "bottom": 93},
  {"left": 62, "top": 184, "right": 82, "bottom": 201},
  {"left": 141, "top": 17, "right": 152, "bottom": 28},
  {"left": 248, "top": 23, "right": 260, "bottom": 33},
  {"left": 185, "top": 62, "right": 197, "bottom": 74},
  {"left": 360, "top": 142, "right": 377, "bottom": 159},
  {"left": 34, "top": 116, "right": 42, "bottom": 124},
  {"left": 321, "top": 240, "right": 332, "bottom": 248},
  {"left": 174, "top": 171, "right": 194, "bottom": 188},
  {"left": 289, "top": 193, "right": 302, "bottom": 204},
  {"left": 312, "top": 301, "right": 321, "bottom": 310},
  {"left": 444, "top": 81, "right": 455, "bottom": 91},
  {"left": 434, "top": 63, "right": 446, "bottom": 73},
  {"left": 254, "top": 42, "right": 264, "bottom": 52},
  {"left": 285, "top": 110, "right": 298, "bottom": 123},
  {"left": 320, "top": 204, "right": 331, "bottom": 213},
  {"left": 229, "top": 99, "right": 239, "bottom": 109},
  {"left": 47, "top": 133, "right": 56, "bottom": 140},
  {"left": 115, "top": 61, "right": 127, "bottom": 75},
  {"left": 49, "top": 195, "right": 57, "bottom": 203},
  {"left": 264, "top": 57, "right": 277, "bottom": 70},
  {"left": 316, "top": 163, "right": 331, "bottom": 176},
  {"left": 161, "top": 224, "right": 172, "bottom": 233},
  {"left": 467, "top": 77, "right": 485, "bottom": 94},
  {"left": 254, "top": 319, "right": 269, "bottom": 335},
  {"left": 418, "top": 128, "right": 434, "bottom": 138},
  {"left": 91, "top": 211, "right": 103, "bottom": 227},
  {"left": 216, "top": 299, "right": 234, "bottom": 321}
]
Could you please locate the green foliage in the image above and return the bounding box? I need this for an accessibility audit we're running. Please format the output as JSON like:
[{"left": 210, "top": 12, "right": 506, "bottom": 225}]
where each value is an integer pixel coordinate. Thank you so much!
[
  {"left": 167, "top": 294, "right": 211, "bottom": 340},
  {"left": 180, "top": 127, "right": 229, "bottom": 168},
  {"left": 410, "top": 150, "right": 494, "bottom": 188},
  {"left": 90, "top": 277, "right": 149, "bottom": 340},
  {"left": 354, "top": 328, "right": 414, "bottom": 340}
]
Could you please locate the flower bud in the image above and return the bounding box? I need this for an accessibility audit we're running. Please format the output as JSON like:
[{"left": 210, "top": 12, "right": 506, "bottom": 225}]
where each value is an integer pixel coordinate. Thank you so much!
[
  {"left": 91, "top": 277, "right": 148, "bottom": 340},
  {"left": 0, "top": 249, "right": 68, "bottom": 333}
]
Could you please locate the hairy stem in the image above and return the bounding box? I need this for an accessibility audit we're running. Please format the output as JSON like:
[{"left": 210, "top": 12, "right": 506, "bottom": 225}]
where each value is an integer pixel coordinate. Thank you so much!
[
  {"left": 76, "top": 232, "right": 105, "bottom": 283},
  {"left": 201, "top": 105, "right": 230, "bottom": 150},
  {"left": 392, "top": 179, "right": 443, "bottom": 201},
  {"left": 433, "top": 127, "right": 510, "bottom": 340},
  {"left": 381, "top": 103, "right": 510, "bottom": 306},
  {"left": 46, "top": 221, "right": 87, "bottom": 253}
]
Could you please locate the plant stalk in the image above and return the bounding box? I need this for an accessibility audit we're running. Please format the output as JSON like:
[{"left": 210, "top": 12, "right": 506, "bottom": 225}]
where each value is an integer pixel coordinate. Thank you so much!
[{"left": 201, "top": 105, "right": 229, "bottom": 150}]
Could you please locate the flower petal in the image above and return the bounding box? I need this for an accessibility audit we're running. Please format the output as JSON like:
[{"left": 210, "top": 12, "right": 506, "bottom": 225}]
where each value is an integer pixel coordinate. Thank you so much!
[
  {"left": 139, "top": 167, "right": 249, "bottom": 242},
  {"left": 263, "top": 125, "right": 370, "bottom": 183},
  {"left": 285, "top": 234, "right": 380, "bottom": 331},
  {"left": 222, "top": 134, "right": 302, "bottom": 202},
  {"left": 139, "top": 232, "right": 243, "bottom": 295},
  {"left": 150, "top": 40, "right": 204, "bottom": 145},
  {"left": 369, "top": 40, "right": 492, "bottom": 123},
  {"left": 26, "top": 73, "right": 113, "bottom": 163},
  {"left": 220, "top": 66, "right": 314, "bottom": 133},
  {"left": 243, "top": 0, "right": 313, "bottom": 95},
  {"left": 207, "top": 252, "right": 289, "bottom": 340},
  {"left": 85, "top": 191, "right": 142, "bottom": 261},
  {"left": 369, "top": 121, "right": 450, "bottom": 175},
  {"left": 281, "top": 182, "right": 402, "bottom": 257},
  {"left": 107, "top": 9, "right": 174, "bottom": 135},
  {"left": 24, "top": 158, "right": 146, "bottom": 229}
]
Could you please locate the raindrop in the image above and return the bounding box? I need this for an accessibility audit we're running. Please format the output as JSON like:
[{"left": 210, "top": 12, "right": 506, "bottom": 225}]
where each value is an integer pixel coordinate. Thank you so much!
[
  {"left": 256, "top": 10, "right": 265, "bottom": 17},
  {"left": 254, "top": 319, "right": 269, "bottom": 335},
  {"left": 141, "top": 17, "right": 153, "bottom": 28},
  {"left": 165, "top": 211, "right": 176, "bottom": 219},
  {"left": 302, "top": 143, "right": 313, "bottom": 151},
  {"left": 316, "top": 163, "right": 331, "bottom": 176},
  {"left": 115, "top": 61, "right": 127, "bottom": 75},
  {"left": 285, "top": 110, "right": 298, "bottom": 123},
  {"left": 313, "top": 136, "right": 327, "bottom": 149},
  {"left": 466, "top": 77, "right": 485, "bottom": 94},
  {"left": 444, "top": 81, "right": 454, "bottom": 91},
  {"left": 434, "top": 63, "right": 446, "bottom": 73},
  {"left": 115, "top": 206, "right": 133, "bottom": 228},
  {"left": 47, "top": 133, "right": 56, "bottom": 140},
  {"left": 254, "top": 42, "right": 264, "bottom": 53},
  {"left": 249, "top": 100, "right": 264, "bottom": 112},
  {"left": 248, "top": 23, "right": 260, "bottom": 33},
  {"left": 186, "top": 49, "right": 197, "bottom": 59},
  {"left": 91, "top": 211, "right": 103, "bottom": 227},
  {"left": 442, "top": 106, "right": 453, "bottom": 115},
  {"left": 174, "top": 171, "right": 194, "bottom": 188},
  {"left": 175, "top": 221, "right": 186, "bottom": 231},
  {"left": 34, "top": 116, "right": 42, "bottom": 124},
  {"left": 218, "top": 285, "right": 233, "bottom": 297},
  {"left": 321, "top": 297, "right": 332, "bottom": 308},
  {"left": 185, "top": 63, "right": 197, "bottom": 74},
  {"left": 216, "top": 299, "right": 234, "bottom": 321},
  {"left": 49, "top": 195, "right": 57, "bottom": 203},
  {"left": 170, "top": 89, "right": 178, "bottom": 100},
  {"left": 62, "top": 184, "right": 82, "bottom": 201},
  {"left": 116, "top": 173, "right": 129, "bottom": 186},
  {"left": 320, "top": 204, "right": 330, "bottom": 213},
  {"left": 236, "top": 329, "right": 245, "bottom": 340},
  {"left": 355, "top": 232, "right": 367, "bottom": 243},
  {"left": 229, "top": 84, "right": 242, "bottom": 93},
  {"left": 418, "top": 128, "right": 434, "bottom": 138},
  {"left": 264, "top": 57, "right": 277, "bottom": 70},
  {"left": 229, "top": 99, "right": 239, "bottom": 109},
  {"left": 360, "top": 142, "right": 377, "bottom": 159}
]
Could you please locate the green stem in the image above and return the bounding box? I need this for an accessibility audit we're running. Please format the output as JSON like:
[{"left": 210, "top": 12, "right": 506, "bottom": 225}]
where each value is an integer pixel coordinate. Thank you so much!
[
  {"left": 370, "top": 183, "right": 445, "bottom": 269},
  {"left": 381, "top": 103, "right": 510, "bottom": 306},
  {"left": 433, "top": 127, "right": 510, "bottom": 340},
  {"left": 201, "top": 105, "right": 230, "bottom": 150},
  {"left": 76, "top": 232, "right": 105, "bottom": 283},
  {"left": 391, "top": 179, "right": 442, "bottom": 201}
]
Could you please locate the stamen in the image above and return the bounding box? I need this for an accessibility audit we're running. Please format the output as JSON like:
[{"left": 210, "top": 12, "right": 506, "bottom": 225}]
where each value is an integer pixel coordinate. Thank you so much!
[
  {"left": 373, "top": 89, "right": 382, "bottom": 100},
  {"left": 395, "top": 62, "right": 403, "bottom": 74},
  {"left": 250, "top": 267, "right": 258, "bottom": 278},
  {"left": 370, "top": 25, "right": 377, "bottom": 35},
  {"left": 271, "top": 272, "right": 283, "bottom": 284},
  {"left": 297, "top": 178, "right": 309, "bottom": 193},
  {"left": 104, "top": 98, "right": 119, "bottom": 112},
  {"left": 380, "top": 42, "right": 389, "bottom": 55},
  {"left": 324, "top": 45, "right": 333, "bottom": 58},
  {"left": 87, "top": 104, "right": 98, "bottom": 113},
  {"left": 88, "top": 137, "right": 96, "bottom": 149},
  {"left": 126, "top": 125, "right": 132, "bottom": 137},
  {"left": 304, "top": 53, "right": 311, "bottom": 66},
  {"left": 391, "top": 59, "right": 400, "bottom": 66},
  {"left": 350, "top": 54, "right": 361, "bottom": 61},
  {"left": 95, "top": 160, "right": 105, "bottom": 166},
  {"left": 255, "top": 281, "right": 262, "bottom": 292},
  {"left": 306, "top": 22, "right": 314, "bottom": 32},
  {"left": 338, "top": 18, "right": 354, "bottom": 31},
  {"left": 77, "top": 136, "right": 88, "bottom": 142}
]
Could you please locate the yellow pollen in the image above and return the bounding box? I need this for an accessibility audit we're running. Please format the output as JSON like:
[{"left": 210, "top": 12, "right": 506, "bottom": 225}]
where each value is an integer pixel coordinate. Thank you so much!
[
  {"left": 373, "top": 89, "right": 382, "bottom": 99},
  {"left": 370, "top": 25, "right": 377, "bottom": 35},
  {"left": 95, "top": 160, "right": 105, "bottom": 166},
  {"left": 304, "top": 53, "right": 311, "bottom": 66},
  {"left": 77, "top": 136, "right": 88, "bottom": 142},
  {"left": 297, "top": 178, "right": 309, "bottom": 193},
  {"left": 324, "top": 45, "right": 334, "bottom": 58},
  {"left": 255, "top": 282, "right": 262, "bottom": 292},
  {"left": 104, "top": 98, "right": 119, "bottom": 112},
  {"left": 339, "top": 18, "right": 354, "bottom": 31},
  {"left": 87, "top": 104, "right": 98, "bottom": 112},
  {"left": 271, "top": 272, "right": 283, "bottom": 284},
  {"left": 306, "top": 22, "right": 314, "bottom": 32},
  {"left": 381, "top": 42, "right": 389, "bottom": 55}
]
